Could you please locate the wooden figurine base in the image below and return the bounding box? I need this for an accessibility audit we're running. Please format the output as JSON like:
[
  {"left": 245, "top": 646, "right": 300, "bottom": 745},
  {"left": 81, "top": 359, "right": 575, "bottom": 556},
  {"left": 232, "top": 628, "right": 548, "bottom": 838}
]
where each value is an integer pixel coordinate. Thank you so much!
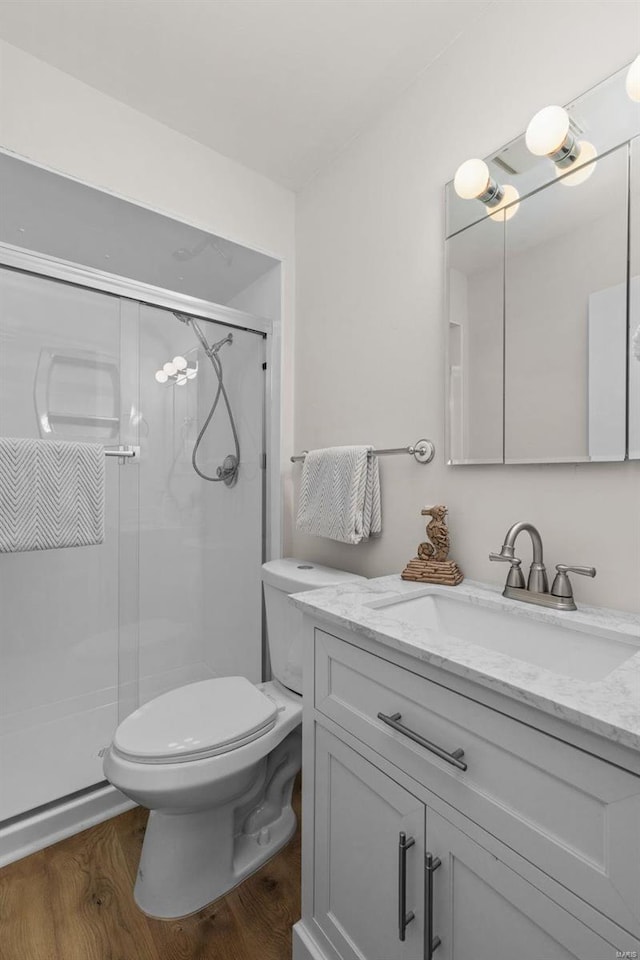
[{"left": 401, "top": 558, "right": 464, "bottom": 586}]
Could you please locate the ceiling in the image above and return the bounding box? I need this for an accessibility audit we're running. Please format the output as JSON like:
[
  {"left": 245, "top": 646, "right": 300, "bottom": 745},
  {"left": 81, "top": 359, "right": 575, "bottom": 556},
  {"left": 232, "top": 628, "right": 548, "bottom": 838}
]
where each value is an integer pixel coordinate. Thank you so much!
[{"left": 0, "top": 0, "right": 490, "bottom": 190}]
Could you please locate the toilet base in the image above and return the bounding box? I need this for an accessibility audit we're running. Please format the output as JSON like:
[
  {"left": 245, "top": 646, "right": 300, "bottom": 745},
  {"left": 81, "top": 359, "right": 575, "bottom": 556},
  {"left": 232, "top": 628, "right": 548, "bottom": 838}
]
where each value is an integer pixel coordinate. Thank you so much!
[
  {"left": 133, "top": 729, "right": 301, "bottom": 919},
  {"left": 134, "top": 803, "right": 298, "bottom": 920}
]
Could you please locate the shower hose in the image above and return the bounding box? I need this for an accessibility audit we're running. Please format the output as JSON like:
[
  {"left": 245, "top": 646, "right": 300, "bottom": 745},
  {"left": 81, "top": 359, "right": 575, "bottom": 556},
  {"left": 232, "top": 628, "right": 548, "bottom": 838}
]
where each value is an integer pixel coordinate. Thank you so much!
[{"left": 174, "top": 311, "right": 240, "bottom": 485}]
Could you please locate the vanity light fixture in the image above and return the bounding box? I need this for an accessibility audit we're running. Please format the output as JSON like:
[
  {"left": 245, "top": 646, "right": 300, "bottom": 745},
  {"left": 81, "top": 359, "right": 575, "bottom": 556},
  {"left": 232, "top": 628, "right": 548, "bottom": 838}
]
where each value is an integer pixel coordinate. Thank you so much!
[
  {"left": 453, "top": 158, "right": 520, "bottom": 220},
  {"left": 525, "top": 105, "right": 597, "bottom": 185},
  {"left": 626, "top": 55, "right": 640, "bottom": 101}
]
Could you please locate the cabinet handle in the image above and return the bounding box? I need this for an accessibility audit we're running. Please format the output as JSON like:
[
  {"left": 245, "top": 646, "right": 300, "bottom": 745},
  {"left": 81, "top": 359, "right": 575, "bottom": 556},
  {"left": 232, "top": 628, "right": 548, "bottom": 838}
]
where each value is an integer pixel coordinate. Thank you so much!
[
  {"left": 377, "top": 712, "right": 468, "bottom": 772},
  {"left": 426, "top": 852, "right": 442, "bottom": 958},
  {"left": 398, "top": 832, "right": 416, "bottom": 941}
]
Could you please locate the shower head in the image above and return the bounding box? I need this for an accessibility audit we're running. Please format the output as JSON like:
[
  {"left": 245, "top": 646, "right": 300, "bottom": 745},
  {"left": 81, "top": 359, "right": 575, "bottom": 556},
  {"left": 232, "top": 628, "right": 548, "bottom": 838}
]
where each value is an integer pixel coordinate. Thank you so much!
[
  {"left": 172, "top": 311, "right": 232, "bottom": 358},
  {"left": 210, "top": 333, "right": 233, "bottom": 354}
]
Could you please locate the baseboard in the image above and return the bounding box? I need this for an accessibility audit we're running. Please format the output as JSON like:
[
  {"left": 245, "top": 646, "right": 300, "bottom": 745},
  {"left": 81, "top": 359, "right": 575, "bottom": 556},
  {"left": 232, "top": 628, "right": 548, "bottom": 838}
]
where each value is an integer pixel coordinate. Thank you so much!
[
  {"left": 0, "top": 782, "right": 136, "bottom": 868},
  {"left": 293, "top": 921, "right": 332, "bottom": 960}
]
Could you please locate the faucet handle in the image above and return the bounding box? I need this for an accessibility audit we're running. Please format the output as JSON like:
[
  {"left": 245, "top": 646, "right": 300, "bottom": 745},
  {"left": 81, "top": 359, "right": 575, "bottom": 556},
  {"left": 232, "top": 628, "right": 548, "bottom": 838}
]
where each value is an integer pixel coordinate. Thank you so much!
[
  {"left": 551, "top": 564, "right": 596, "bottom": 599},
  {"left": 489, "top": 553, "right": 525, "bottom": 589},
  {"left": 555, "top": 564, "right": 596, "bottom": 577}
]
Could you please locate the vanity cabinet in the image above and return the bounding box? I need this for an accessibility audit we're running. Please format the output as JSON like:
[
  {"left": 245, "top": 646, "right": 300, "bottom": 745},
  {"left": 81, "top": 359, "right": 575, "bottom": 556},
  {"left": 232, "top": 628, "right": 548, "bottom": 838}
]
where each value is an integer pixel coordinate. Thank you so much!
[
  {"left": 294, "top": 623, "right": 640, "bottom": 960},
  {"left": 313, "top": 726, "right": 619, "bottom": 960}
]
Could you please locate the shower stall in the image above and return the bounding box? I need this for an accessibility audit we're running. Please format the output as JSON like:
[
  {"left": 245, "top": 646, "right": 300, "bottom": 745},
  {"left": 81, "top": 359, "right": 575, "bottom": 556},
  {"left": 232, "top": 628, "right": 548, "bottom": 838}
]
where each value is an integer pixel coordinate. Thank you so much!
[{"left": 0, "top": 154, "right": 280, "bottom": 853}]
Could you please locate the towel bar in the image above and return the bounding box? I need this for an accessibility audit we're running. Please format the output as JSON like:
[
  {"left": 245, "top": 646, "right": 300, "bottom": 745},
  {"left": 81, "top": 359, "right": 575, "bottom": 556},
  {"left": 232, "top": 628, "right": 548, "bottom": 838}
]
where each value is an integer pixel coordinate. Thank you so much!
[{"left": 290, "top": 439, "right": 435, "bottom": 464}]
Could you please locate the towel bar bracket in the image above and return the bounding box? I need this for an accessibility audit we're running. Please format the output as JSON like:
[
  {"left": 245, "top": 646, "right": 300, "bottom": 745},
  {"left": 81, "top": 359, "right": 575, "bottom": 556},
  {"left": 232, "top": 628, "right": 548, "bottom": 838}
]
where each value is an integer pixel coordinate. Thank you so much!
[{"left": 411, "top": 439, "right": 435, "bottom": 464}]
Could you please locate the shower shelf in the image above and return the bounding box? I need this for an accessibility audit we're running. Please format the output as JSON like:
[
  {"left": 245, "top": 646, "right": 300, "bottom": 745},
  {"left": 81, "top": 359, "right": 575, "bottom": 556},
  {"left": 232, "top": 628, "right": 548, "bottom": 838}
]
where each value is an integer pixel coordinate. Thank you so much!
[{"left": 48, "top": 413, "right": 120, "bottom": 428}]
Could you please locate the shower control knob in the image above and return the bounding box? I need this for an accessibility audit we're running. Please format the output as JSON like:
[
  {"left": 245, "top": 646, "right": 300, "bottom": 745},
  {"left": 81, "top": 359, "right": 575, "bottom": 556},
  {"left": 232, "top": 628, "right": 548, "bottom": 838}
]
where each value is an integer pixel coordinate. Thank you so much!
[{"left": 217, "top": 454, "right": 239, "bottom": 487}]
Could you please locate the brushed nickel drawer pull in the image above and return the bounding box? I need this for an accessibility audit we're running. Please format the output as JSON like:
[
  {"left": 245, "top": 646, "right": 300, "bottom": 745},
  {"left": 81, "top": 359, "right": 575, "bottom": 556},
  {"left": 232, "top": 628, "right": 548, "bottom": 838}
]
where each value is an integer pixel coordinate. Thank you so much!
[
  {"left": 378, "top": 711, "right": 468, "bottom": 772},
  {"left": 398, "top": 831, "right": 416, "bottom": 941}
]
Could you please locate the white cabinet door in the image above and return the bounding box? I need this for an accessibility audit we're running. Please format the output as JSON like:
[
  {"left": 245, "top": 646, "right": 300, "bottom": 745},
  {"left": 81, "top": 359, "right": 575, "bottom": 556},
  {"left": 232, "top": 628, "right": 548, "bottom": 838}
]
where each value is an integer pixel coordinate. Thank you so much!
[
  {"left": 429, "top": 809, "right": 634, "bottom": 960},
  {"left": 314, "top": 726, "right": 426, "bottom": 960}
]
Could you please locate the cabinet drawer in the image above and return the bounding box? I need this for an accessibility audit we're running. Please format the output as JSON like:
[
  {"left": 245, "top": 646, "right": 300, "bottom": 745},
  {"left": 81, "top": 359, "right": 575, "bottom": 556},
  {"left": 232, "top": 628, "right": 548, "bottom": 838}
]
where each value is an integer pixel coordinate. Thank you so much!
[{"left": 315, "top": 627, "right": 640, "bottom": 938}]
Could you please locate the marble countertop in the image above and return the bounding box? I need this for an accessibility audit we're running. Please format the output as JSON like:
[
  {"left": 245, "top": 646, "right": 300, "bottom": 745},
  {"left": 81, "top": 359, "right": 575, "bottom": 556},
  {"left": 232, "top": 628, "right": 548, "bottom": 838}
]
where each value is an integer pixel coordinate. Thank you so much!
[{"left": 291, "top": 576, "right": 640, "bottom": 752}]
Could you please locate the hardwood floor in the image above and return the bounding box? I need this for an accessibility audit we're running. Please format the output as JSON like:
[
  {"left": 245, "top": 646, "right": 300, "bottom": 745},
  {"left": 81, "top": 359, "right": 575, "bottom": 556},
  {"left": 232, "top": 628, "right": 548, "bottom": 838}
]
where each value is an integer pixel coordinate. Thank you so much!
[{"left": 0, "top": 777, "right": 301, "bottom": 960}]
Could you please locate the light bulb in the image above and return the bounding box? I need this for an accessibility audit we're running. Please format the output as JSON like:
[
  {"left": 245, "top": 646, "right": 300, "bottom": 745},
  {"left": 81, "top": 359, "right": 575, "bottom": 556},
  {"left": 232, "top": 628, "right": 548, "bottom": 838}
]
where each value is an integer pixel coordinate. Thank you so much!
[
  {"left": 173, "top": 355, "right": 187, "bottom": 371},
  {"left": 175, "top": 374, "right": 187, "bottom": 386},
  {"left": 155, "top": 370, "right": 168, "bottom": 384},
  {"left": 526, "top": 105, "right": 571, "bottom": 157},
  {"left": 163, "top": 361, "right": 177, "bottom": 376},
  {"left": 626, "top": 55, "right": 640, "bottom": 102},
  {"left": 454, "top": 158, "right": 491, "bottom": 200},
  {"left": 486, "top": 184, "right": 520, "bottom": 222},
  {"left": 186, "top": 366, "right": 197, "bottom": 380},
  {"left": 556, "top": 140, "right": 597, "bottom": 186}
]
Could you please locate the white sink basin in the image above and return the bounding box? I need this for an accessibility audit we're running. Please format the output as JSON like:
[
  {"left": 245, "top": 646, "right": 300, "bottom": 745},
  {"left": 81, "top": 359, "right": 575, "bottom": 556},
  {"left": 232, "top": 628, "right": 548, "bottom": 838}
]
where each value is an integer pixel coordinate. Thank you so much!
[{"left": 369, "top": 590, "right": 638, "bottom": 681}]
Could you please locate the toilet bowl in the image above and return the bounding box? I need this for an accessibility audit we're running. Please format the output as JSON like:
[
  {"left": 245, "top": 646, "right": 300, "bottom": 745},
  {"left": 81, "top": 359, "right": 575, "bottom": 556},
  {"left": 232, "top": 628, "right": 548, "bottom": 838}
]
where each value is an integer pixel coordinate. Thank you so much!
[{"left": 103, "top": 558, "right": 364, "bottom": 918}]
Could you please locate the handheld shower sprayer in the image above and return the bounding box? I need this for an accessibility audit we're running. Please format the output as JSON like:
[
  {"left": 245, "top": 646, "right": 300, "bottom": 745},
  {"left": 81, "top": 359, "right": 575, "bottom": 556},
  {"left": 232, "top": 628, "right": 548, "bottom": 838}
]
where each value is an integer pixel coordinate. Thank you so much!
[
  {"left": 174, "top": 313, "right": 232, "bottom": 358},
  {"left": 173, "top": 311, "right": 240, "bottom": 486}
]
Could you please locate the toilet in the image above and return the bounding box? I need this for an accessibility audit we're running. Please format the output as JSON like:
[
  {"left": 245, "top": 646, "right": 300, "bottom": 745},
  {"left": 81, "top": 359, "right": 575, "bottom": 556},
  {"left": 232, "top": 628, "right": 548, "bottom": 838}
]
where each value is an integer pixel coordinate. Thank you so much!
[{"left": 103, "top": 558, "right": 364, "bottom": 919}]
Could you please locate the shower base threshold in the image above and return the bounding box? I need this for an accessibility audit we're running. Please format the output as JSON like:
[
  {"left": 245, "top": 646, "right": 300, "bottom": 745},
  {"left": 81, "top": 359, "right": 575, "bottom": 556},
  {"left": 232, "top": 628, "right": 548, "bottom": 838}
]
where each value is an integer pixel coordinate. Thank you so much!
[{"left": 0, "top": 781, "right": 135, "bottom": 868}]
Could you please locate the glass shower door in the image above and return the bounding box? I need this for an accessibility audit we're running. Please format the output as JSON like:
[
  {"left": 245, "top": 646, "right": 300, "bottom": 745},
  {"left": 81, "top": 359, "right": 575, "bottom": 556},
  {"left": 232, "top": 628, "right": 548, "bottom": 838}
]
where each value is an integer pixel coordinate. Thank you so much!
[
  {"left": 0, "top": 267, "right": 128, "bottom": 820},
  {"left": 136, "top": 305, "right": 265, "bottom": 704},
  {"left": 0, "top": 272, "right": 266, "bottom": 823}
]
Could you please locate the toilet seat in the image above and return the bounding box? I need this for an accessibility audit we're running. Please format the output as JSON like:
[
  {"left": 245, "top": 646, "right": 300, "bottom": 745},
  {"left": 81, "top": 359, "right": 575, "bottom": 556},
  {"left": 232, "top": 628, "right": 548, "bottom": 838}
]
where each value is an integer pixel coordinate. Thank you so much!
[{"left": 113, "top": 677, "right": 278, "bottom": 764}]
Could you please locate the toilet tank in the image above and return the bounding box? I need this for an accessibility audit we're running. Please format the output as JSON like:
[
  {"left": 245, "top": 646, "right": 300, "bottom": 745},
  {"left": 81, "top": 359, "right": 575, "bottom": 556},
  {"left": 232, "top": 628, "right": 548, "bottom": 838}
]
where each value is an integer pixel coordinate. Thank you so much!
[{"left": 262, "top": 559, "right": 365, "bottom": 695}]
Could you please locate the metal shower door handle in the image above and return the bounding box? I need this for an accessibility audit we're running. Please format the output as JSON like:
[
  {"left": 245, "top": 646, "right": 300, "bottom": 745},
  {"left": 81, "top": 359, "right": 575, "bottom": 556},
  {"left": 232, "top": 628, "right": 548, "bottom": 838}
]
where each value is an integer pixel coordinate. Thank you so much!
[
  {"left": 398, "top": 832, "right": 415, "bottom": 941},
  {"left": 104, "top": 445, "right": 140, "bottom": 462}
]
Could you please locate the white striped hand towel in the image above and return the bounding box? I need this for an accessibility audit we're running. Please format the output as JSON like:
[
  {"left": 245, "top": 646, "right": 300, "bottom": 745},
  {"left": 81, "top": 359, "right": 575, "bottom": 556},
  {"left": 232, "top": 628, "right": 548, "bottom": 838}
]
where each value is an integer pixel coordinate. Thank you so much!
[
  {"left": 0, "top": 438, "right": 105, "bottom": 553},
  {"left": 296, "top": 445, "right": 382, "bottom": 544}
]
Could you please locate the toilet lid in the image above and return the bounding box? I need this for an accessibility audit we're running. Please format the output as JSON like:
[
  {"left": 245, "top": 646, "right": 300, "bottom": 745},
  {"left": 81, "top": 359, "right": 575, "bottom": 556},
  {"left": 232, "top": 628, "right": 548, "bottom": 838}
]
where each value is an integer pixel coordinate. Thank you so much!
[{"left": 113, "top": 677, "right": 278, "bottom": 764}]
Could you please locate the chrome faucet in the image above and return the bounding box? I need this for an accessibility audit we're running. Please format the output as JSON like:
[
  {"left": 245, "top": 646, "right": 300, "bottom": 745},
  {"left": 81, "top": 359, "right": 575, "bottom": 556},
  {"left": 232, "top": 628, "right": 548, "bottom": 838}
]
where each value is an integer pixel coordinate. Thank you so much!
[{"left": 490, "top": 522, "right": 596, "bottom": 611}]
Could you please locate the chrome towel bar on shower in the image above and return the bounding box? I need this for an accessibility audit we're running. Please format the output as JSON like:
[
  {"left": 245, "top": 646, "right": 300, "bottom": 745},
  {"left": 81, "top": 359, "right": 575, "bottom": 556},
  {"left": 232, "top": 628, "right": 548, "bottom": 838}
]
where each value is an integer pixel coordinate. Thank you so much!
[{"left": 290, "top": 438, "right": 435, "bottom": 464}]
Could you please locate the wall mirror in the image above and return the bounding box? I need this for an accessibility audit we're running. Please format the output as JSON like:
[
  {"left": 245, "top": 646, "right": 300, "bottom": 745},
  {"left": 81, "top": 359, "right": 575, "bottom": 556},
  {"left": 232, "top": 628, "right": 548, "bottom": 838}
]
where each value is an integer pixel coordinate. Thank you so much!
[{"left": 445, "top": 59, "right": 640, "bottom": 465}]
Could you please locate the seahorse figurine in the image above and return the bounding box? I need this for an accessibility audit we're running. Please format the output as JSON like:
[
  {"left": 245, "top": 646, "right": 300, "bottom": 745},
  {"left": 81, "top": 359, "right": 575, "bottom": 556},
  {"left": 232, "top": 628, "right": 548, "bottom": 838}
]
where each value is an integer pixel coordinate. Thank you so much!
[
  {"left": 402, "top": 504, "right": 463, "bottom": 585},
  {"left": 418, "top": 505, "right": 450, "bottom": 562}
]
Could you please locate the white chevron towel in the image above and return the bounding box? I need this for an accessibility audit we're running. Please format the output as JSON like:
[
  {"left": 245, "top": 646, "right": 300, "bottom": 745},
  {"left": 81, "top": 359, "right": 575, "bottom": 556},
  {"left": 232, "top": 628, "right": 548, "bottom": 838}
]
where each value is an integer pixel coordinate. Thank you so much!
[
  {"left": 0, "top": 438, "right": 105, "bottom": 553},
  {"left": 296, "top": 445, "right": 382, "bottom": 544}
]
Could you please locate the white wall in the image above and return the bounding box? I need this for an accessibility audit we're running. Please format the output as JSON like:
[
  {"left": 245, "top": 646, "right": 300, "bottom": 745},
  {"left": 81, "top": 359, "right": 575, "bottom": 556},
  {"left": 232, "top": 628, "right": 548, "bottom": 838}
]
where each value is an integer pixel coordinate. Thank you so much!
[
  {"left": 292, "top": 0, "right": 640, "bottom": 613},
  {"left": 0, "top": 38, "right": 296, "bottom": 549}
]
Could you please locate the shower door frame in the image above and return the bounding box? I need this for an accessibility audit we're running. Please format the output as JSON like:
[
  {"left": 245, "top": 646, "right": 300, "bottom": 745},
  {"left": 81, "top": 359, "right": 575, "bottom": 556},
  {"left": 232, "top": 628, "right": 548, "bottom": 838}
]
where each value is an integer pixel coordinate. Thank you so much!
[{"left": 0, "top": 240, "right": 282, "bottom": 865}]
